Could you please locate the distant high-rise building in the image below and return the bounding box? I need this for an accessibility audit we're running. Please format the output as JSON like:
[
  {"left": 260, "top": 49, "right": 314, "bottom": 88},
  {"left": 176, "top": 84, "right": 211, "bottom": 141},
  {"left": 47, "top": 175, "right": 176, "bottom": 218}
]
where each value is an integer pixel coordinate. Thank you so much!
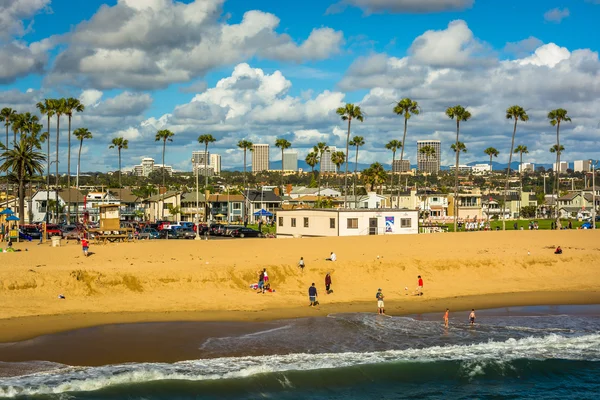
[
  {"left": 192, "top": 150, "right": 209, "bottom": 166},
  {"left": 553, "top": 161, "right": 568, "bottom": 173},
  {"left": 392, "top": 159, "right": 410, "bottom": 173},
  {"left": 519, "top": 162, "right": 535, "bottom": 173},
  {"left": 283, "top": 150, "right": 298, "bottom": 171},
  {"left": 252, "top": 144, "right": 270, "bottom": 173},
  {"left": 417, "top": 140, "right": 441, "bottom": 173},
  {"left": 132, "top": 157, "right": 173, "bottom": 177},
  {"left": 574, "top": 159, "right": 592, "bottom": 173},
  {"left": 210, "top": 154, "right": 222, "bottom": 175},
  {"left": 321, "top": 146, "right": 337, "bottom": 173}
]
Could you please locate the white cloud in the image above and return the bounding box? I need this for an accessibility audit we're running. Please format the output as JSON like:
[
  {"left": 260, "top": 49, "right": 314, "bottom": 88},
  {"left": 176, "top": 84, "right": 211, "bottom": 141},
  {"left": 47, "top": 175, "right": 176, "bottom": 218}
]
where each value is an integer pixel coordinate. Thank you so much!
[
  {"left": 503, "top": 36, "right": 543, "bottom": 57},
  {"left": 0, "top": 41, "right": 47, "bottom": 84},
  {"left": 0, "top": 0, "right": 50, "bottom": 38},
  {"left": 47, "top": 0, "right": 343, "bottom": 90},
  {"left": 544, "top": 7, "right": 570, "bottom": 23},
  {"left": 327, "top": 0, "right": 474, "bottom": 14},
  {"left": 79, "top": 89, "right": 103, "bottom": 107}
]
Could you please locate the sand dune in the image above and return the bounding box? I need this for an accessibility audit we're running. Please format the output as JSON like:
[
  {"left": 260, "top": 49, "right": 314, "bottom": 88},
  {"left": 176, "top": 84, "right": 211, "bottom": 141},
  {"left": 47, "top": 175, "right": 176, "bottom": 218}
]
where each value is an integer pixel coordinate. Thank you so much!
[{"left": 1, "top": 230, "right": 599, "bottom": 341}]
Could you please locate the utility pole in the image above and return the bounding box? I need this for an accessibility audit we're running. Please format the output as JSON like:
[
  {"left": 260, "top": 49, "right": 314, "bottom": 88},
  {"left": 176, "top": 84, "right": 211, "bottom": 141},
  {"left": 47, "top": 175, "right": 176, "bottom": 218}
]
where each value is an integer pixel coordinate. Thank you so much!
[
  {"left": 593, "top": 161, "right": 598, "bottom": 229},
  {"left": 194, "top": 159, "right": 201, "bottom": 240}
]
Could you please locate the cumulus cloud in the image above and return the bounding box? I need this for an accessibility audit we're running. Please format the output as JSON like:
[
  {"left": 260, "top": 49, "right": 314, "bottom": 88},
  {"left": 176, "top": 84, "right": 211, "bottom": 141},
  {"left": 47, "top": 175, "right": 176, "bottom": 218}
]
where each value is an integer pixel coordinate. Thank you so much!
[
  {"left": 544, "top": 7, "right": 570, "bottom": 23},
  {"left": 504, "top": 36, "right": 544, "bottom": 57},
  {"left": 326, "top": 0, "right": 474, "bottom": 14},
  {"left": 46, "top": 0, "right": 343, "bottom": 90},
  {"left": 0, "top": 0, "right": 50, "bottom": 38}
]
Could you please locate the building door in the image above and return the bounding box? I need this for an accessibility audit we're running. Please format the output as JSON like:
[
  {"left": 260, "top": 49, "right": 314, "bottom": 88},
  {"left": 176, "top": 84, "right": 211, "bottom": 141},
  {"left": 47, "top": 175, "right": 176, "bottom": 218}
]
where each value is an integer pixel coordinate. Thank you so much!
[{"left": 369, "top": 218, "right": 378, "bottom": 235}]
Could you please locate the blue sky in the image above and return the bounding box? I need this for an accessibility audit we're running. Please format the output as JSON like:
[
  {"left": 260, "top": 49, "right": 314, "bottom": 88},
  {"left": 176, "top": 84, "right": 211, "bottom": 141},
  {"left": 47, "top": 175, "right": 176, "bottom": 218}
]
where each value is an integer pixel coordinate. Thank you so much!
[{"left": 1, "top": 0, "right": 600, "bottom": 172}]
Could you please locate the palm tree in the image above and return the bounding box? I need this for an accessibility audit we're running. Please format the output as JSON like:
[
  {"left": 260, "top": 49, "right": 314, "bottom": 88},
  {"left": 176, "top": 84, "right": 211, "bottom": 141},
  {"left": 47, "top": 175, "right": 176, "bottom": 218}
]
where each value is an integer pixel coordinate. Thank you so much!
[
  {"left": 548, "top": 108, "right": 571, "bottom": 227},
  {"left": 336, "top": 104, "right": 364, "bottom": 208},
  {"left": 419, "top": 145, "right": 436, "bottom": 186},
  {"left": 23, "top": 122, "right": 45, "bottom": 223},
  {"left": 198, "top": 134, "right": 216, "bottom": 221},
  {"left": 446, "top": 105, "right": 472, "bottom": 232},
  {"left": 314, "top": 142, "right": 329, "bottom": 200},
  {"left": 305, "top": 151, "right": 318, "bottom": 177},
  {"left": 109, "top": 137, "right": 129, "bottom": 199},
  {"left": 484, "top": 147, "right": 499, "bottom": 172},
  {"left": 393, "top": 98, "right": 420, "bottom": 178},
  {"left": 0, "top": 138, "right": 45, "bottom": 222},
  {"left": 237, "top": 139, "right": 253, "bottom": 210},
  {"left": 36, "top": 101, "right": 55, "bottom": 222},
  {"left": 349, "top": 136, "right": 365, "bottom": 208},
  {"left": 503, "top": 106, "right": 529, "bottom": 230},
  {"left": 51, "top": 98, "right": 66, "bottom": 222},
  {"left": 275, "top": 138, "right": 292, "bottom": 193},
  {"left": 514, "top": 144, "right": 529, "bottom": 218},
  {"left": 63, "top": 98, "right": 85, "bottom": 223},
  {"left": 1, "top": 107, "right": 17, "bottom": 208},
  {"left": 155, "top": 129, "right": 175, "bottom": 219},
  {"left": 385, "top": 140, "right": 402, "bottom": 207},
  {"left": 331, "top": 151, "right": 346, "bottom": 193},
  {"left": 73, "top": 128, "right": 93, "bottom": 189},
  {"left": 363, "top": 162, "right": 387, "bottom": 195}
]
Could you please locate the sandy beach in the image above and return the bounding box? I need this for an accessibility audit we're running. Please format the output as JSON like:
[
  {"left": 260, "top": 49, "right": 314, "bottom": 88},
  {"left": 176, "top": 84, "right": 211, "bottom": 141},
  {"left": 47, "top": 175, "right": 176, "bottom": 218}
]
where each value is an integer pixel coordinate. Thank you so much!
[{"left": 1, "top": 231, "right": 600, "bottom": 342}]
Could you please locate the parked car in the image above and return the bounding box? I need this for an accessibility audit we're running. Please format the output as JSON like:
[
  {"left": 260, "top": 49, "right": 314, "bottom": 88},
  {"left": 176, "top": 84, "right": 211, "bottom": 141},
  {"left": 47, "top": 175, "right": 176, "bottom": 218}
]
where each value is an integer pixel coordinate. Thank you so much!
[
  {"left": 45, "top": 224, "right": 62, "bottom": 238},
  {"left": 177, "top": 228, "right": 197, "bottom": 239},
  {"left": 180, "top": 222, "right": 195, "bottom": 229},
  {"left": 159, "top": 228, "right": 178, "bottom": 239},
  {"left": 140, "top": 228, "right": 160, "bottom": 239},
  {"left": 230, "top": 227, "right": 262, "bottom": 238},
  {"left": 20, "top": 225, "right": 42, "bottom": 240}
]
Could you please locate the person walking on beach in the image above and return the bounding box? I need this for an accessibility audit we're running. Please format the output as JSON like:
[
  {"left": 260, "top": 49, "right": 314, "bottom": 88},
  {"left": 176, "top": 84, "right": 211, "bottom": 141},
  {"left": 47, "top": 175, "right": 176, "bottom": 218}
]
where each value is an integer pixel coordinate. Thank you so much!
[
  {"left": 298, "top": 257, "right": 305, "bottom": 271},
  {"left": 444, "top": 308, "right": 449, "bottom": 328},
  {"left": 81, "top": 236, "right": 89, "bottom": 257},
  {"left": 414, "top": 275, "right": 423, "bottom": 296},
  {"left": 263, "top": 268, "right": 269, "bottom": 285},
  {"left": 257, "top": 270, "right": 265, "bottom": 293},
  {"left": 376, "top": 288, "right": 385, "bottom": 315},
  {"left": 469, "top": 309, "right": 476, "bottom": 326},
  {"left": 325, "top": 272, "right": 332, "bottom": 294},
  {"left": 308, "top": 283, "right": 318, "bottom": 306}
]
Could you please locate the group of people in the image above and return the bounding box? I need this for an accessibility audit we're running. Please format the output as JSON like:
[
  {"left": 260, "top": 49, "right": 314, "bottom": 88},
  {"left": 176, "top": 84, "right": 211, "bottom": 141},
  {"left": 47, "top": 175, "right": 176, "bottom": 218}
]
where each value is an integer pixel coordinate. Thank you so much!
[
  {"left": 256, "top": 268, "right": 269, "bottom": 293},
  {"left": 444, "top": 308, "right": 477, "bottom": 327}
]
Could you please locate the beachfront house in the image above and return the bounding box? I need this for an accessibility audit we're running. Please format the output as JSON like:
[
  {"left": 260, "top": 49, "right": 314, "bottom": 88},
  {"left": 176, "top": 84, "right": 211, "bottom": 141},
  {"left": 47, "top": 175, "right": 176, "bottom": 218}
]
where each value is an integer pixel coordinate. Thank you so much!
[
  {"left": 288, "top": 186, "right": 341, "bottom": 199},
  {"left": 143, "top": 191, "right": 182, "bottom": 222},
  {"left": 31, "top": 188, "right": 85, "bottom": 224},
  {"left": 556, "top": 191, "right": 596, "bottom": 219},
  {"left": 447, "top": 192, "right": 483, "bottom": 221},
  {"left": 342, "top": 192, "right": 390, "bottom": 209},
  {"left": 276, "top": 208, "right": 419, "bottom": 238},
  {"left": 245, "top": 189, "right": 282, "bottom": 222}
]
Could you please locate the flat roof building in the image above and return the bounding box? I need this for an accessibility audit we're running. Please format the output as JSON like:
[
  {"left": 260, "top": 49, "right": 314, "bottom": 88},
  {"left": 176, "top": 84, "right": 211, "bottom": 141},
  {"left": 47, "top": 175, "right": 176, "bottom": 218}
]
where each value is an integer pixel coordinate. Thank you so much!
[
  {"left": 417, "top": 140, "right": 441, "bottom": 173},
  {"left": 252, "top": 144, "right": 270, "bottom": 173}
]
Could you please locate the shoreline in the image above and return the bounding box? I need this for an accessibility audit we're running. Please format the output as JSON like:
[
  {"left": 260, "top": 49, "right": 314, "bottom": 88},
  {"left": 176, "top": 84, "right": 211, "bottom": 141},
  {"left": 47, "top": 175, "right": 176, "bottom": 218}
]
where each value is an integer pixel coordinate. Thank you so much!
[{"left": 1, "top": 290, "right": 599, "bottom": 344}]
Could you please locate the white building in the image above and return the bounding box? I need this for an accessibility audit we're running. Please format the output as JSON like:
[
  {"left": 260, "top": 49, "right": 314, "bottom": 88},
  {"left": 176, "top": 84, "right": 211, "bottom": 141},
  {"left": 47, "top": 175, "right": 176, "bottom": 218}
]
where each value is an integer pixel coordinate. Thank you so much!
[
  {"left": 210, "top": 154, "right": 222, "bottom": 175},
  {"left": 393, "top": 159, "right": 410, "bottom": 173},
  {"left": 472, "top": 164, "right": 491, "bottom": 175},
  {"left": 553, "top": 161, "right": 569, "bottom": 173},
  {"left": 288, "top": 187, "right": 341, "bottom": 199},
  {"left": 449, "top": 164, "right": 472, "bottom": 173},
  {"left": 252, "top": 144, "right": 270, "bottom": 173},
  {"left": 283, "top": 149, "right": 298, "bottom": 171},
  {"left": 519, "top": 162, "right": 535, "bottom": 173},
  {"left": 321, "top": 146, "right": 337, "bottom": 173},
  {"left": 574, "top": 159, "right": 592, "bottom": 173},
  {"left": 276, "top": 209, "right": 419, "bottom": 238},
  {"left": 132, "top": 158, "right": 173, "bottom": 177}
]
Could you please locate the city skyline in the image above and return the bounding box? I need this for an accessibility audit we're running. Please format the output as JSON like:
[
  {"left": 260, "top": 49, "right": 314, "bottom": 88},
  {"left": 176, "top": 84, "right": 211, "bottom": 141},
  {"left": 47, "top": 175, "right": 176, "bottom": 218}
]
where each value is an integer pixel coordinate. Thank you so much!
[{"left": 1, "top": 1, "right": 599, "bottom": 172}]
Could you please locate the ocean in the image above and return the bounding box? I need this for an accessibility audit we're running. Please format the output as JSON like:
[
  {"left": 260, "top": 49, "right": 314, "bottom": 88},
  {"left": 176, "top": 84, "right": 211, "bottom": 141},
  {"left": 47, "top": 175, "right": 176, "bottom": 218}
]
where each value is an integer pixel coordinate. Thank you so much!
[{"left": 1, "top": 305, "right": 599, "bottom": 399}]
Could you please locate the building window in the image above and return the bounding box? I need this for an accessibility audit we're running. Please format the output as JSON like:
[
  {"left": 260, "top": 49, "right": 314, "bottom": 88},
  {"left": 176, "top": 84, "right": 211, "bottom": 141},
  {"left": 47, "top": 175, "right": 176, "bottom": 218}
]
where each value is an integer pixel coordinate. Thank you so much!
[
  {"left": 347, "top": 218, "right": 358, "bottom": 229},
  {"left": 233, "top": 203, "right": 241, "bottom": 210},
  {"left": 330, "top": 218, "right": 335, "bottom": 229},
  {"left": 401, "top": 218, "right": 412, "bottom": 228},
  {"left": 304, "top": 217, "right": 309, "bottom": 228},
  {"left": 291, "top": 218, "right": 296, "bottom": 227},
  {"left": 278, "top": 217, "right": 283, "bottom": 227},
  {"left": 163, "top": 203, "right": 169, "bottom": 209}
]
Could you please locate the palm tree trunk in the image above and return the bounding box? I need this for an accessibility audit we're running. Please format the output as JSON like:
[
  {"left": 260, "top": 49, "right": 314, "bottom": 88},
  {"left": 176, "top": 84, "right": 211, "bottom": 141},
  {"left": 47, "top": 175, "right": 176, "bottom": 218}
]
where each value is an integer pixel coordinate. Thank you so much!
[
  {"left": 243, "top": 149, "right": 247, "bottom": 219},
  {"left": 502, "top": 119, "right": 518, "bottom": 230},
  {"left": 55, "top": 116, "right": 60, "bottom": 223},
  {"left": 391, "top": 150, "right": 396, "bottom": 206},
  {"left": 453, "top": 120, "right": 460, "bottom": 232},
  {"left": 519, "top": 152, "right": 523, "bottom": 219},
  {"left": 19, "top": 164, "right": 25, "bottom": 224},
  {"left": 67, "top": 116, "right": 72, "bottom": 223},
  {"left": 399, "top": 116, "right": 408, "bottom": 206},
  {"left": 46, "top": 114, "right": 50, "bottom": 223},
  {"left": 555, "top": 122, "right": 561, "bottom": 228},
  {"left": 318, "top": 152, "right": 323, "bottom": 203},
  {"left": 344, "top": 119, "right": 351, "bottom": 208},
  {"left": 76, "top": 139, "right": 83, "bottom": 223},
  {"left": 161, "top": 140, "right": 166, "bottom": 220},
  {"left": 4, "top": 122, "right": 8, "bottom": 209},
  {"left": 204, "top": 143, "right": 209, "bottom": 222},
  {"left": 353, "top": 146, "right": 358, "bottom": 209},
  {"left": 281, "top": 149, "right": 284, "bottom": 194}
]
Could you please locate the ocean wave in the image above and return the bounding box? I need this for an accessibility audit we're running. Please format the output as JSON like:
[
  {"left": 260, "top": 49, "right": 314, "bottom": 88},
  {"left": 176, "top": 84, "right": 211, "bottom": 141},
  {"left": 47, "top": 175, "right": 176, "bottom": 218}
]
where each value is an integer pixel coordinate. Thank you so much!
[{"left": 1, "top": 334, "right": 599, "bottom": 398}]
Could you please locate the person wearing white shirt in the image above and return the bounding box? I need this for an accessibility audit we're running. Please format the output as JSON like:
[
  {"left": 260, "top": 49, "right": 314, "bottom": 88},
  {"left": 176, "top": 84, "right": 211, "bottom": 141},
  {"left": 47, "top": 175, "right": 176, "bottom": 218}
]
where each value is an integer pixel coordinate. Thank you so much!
[{"left": 326, "top": 252, "right": 337, "bottom": 261}]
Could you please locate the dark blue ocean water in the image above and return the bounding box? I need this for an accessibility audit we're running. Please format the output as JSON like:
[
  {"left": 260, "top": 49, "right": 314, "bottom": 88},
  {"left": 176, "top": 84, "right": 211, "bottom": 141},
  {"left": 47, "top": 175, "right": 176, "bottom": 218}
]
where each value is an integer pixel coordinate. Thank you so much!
[{"left": 1, "top": 306, "right": 599, "bottom": 399}]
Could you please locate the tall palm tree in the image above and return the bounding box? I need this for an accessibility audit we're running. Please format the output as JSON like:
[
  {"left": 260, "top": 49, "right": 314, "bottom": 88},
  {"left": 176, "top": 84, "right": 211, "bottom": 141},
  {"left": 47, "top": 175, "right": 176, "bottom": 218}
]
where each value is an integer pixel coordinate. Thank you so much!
[
  {"left": 0, "top": 138, "right": 45, "bottom": 222},
  {"left": 36, "top": 100, "right": 55, "bottom": 222},
  {"left": 548, "top": 108, "right": 571, "bottom": 227},
  {"left": 109, "top": 137, "right": 128, "bottom": 200},
  {"left": 73, "top": 128, "right": 93, "bottom": 189},
  {"left": 198, "top": 134, "right": 216, "bottom": 221},
  {"left": 51, "top": 98, "right": 66, "bottom": 222},
  {"left": 446, "top": 105, "right": 472, "bottom": 232},
  {"left": 514, "top": 144, "right": 529, "bottom": 218},
  {"left": 23, "top": 122, "right": 45, "bottom": 223},
  {"left": 2, "top": 107, "right": 17, "bottom": 209},
  {"left": 362, "top": 162, "right": 387, "bottom": 195},
  {"left": 336, "top": 104, "right": 364, "bottom": 208},
  {"left": 385, "top": 140, "right": 402, "bottom": 207},
  {"left": 393, "top": 98, "right": 420, "bottom": 175},
  {"left": 331, "top": 151, "right": 346, "bottom": 193},
  {"left": 483, "top": 147, "right": 499, "bottom": 172},
  {"left": 503, "top": 106, "right": 529, "bottom": 229},
  {"left": 314, "top": 142, "right": 329, "bottom": 200},
  {"left": 155, "top": 129, "right": 175, "bottom": 219},
  {"left": 237, "top": 139, "right": 253, "bottom": 212},
  {"left": 349, "top": 136, "right": 365, "bottom": 208},
  {"left": 275, "top": 138, "right": 292, "bottom": 194},
  {"left": 305, "top": 151, "right": 318, "bottom": 177},
  {"left": 63, "top": 98, "right": 85, "bottom": 223}
]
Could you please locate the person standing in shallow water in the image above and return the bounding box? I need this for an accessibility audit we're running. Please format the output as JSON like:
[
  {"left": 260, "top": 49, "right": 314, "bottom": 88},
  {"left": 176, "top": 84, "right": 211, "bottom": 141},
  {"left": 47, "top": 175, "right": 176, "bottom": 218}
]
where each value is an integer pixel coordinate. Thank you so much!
[
  {"left": 376, "top": 288, "right": 385, "bottom": 315},
  {"left": 444, "top": 308, "right": 449, "bottom": 328},
  {"left": 469, "top": 309, "right": 476, "bottom": 326}
]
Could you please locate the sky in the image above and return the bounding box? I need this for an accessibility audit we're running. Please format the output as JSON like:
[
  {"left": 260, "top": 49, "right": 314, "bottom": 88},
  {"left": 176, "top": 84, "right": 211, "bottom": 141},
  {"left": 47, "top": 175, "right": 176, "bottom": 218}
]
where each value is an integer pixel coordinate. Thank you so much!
[{"left": 1, "top": 0, "right": 600, "bottom": 172}]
